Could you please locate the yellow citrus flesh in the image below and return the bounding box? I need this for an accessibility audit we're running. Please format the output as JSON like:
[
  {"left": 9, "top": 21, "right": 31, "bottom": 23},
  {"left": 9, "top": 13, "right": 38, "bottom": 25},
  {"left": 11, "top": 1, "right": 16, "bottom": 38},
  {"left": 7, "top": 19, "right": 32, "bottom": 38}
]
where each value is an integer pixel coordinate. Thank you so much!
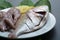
[{"left": 16, "top": 5, "right": 34, "bottom": 14}]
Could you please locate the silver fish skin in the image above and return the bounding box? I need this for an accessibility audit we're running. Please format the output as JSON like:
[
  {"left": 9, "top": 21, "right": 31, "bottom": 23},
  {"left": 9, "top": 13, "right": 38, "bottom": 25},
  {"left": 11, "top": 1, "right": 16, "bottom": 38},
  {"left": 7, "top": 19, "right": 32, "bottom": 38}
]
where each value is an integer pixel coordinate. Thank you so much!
[{"left": 8, "top": 6, "right": 49, "bottom": 38}]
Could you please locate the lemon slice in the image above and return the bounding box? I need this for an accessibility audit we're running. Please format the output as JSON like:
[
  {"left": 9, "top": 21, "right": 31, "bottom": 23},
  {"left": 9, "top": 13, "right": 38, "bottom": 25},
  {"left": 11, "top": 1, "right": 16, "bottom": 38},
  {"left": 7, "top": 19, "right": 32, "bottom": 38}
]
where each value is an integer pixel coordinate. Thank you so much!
[{"left": 17, "top": 5, "right": 34, "bottom": 14}]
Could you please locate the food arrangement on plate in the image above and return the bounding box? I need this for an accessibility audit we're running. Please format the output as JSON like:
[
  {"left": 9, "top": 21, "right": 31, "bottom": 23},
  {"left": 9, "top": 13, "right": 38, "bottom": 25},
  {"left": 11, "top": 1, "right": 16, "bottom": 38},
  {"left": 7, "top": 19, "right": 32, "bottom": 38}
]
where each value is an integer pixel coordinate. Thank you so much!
[{"left": 0, "top": 0, "right": 56, "bottom": 39}]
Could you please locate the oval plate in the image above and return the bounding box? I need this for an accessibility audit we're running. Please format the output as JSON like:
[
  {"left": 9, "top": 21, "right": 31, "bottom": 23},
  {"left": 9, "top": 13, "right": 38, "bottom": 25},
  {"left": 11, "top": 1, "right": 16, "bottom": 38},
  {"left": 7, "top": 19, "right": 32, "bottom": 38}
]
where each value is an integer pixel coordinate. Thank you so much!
[
  {"left": 18, "top": 13, "right": 56, "bottom": 38},
  {"left": 0, "top": 12, "right": 56, "bottom": 38}
]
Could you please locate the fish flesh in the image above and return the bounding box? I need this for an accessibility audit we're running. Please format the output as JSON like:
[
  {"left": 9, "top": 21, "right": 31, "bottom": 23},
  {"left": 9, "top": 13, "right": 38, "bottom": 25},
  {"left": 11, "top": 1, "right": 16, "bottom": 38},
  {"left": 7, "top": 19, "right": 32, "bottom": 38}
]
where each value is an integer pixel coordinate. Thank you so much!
[{"left": 8, "top": 6, "right": 49, "bottom": 38}]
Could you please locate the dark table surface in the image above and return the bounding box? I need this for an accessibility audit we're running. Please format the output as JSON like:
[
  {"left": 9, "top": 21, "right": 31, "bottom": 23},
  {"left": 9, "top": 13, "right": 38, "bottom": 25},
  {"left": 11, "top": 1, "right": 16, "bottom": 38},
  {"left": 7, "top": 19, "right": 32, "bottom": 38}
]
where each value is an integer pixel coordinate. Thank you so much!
[{"left": 0, "top": 0, "right": 60, "bottom": 40}]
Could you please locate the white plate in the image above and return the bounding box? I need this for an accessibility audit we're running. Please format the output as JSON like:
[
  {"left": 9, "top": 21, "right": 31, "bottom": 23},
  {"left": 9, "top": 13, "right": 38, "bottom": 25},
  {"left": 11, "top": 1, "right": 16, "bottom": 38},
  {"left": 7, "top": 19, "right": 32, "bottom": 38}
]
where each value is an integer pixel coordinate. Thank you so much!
[
  {"left": 18, "top": 13, "right": 56, "bottom": 38},
  {"left": 0, "top": 12, "right": 56, "bottom": 38}
]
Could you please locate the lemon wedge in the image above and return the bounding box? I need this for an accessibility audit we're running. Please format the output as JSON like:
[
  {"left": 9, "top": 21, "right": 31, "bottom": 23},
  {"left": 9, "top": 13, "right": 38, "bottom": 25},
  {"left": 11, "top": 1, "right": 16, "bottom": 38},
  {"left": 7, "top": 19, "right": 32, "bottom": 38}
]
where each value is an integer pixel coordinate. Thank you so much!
[{"left": 16, "top": 5, "right": 34, "bottom": 14}]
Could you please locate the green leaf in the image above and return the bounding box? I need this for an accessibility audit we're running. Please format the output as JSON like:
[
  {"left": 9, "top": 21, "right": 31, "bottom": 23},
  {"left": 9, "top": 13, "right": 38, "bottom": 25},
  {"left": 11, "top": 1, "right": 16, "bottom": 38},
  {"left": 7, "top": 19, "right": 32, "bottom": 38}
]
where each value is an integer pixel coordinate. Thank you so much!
[
  {"left": 19, "top": 0, "right": 34, "bottom": 6},
  {"left": 35, "top": 0, "right": 51, "bottom": 12},
  {"left": 0, "top": 0, "right": 12, "bottom": 9},
  {"left": 0, "top": 0, "right": 5, "bottom": 2}
]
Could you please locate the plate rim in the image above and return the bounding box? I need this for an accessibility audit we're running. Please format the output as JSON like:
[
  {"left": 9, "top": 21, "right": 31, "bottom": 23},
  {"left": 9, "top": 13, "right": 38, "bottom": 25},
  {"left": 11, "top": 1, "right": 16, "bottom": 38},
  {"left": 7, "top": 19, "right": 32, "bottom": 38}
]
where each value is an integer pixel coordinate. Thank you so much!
[{"left": 0, "top": 13, "right": 56, "bottom": 39}]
